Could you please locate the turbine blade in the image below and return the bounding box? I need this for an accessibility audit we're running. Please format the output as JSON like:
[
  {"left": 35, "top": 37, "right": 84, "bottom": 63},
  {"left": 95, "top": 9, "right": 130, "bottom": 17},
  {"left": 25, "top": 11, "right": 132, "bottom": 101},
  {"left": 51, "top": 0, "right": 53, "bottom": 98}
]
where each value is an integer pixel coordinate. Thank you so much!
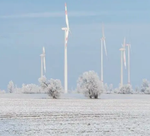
[
  {"left": 65, "top": 3, "right": 69, "bottom": 29},
  {"left": 124, "top": 37, "right": 126, "bottom": 47},
  {"left": 122, "top": 37, "right": 126, "bottom": 47},
  {"left": 43, "top": 47, "right": 45, "bottom": 54},
  {"left": 102, "top": 24, "right": 105, "bottom": 38},
  {"left": 104, "top": 40, "right": 107, "bottom": 56},
  {"left": 65, "top": 30, "right": 69, "bottom": 46}
]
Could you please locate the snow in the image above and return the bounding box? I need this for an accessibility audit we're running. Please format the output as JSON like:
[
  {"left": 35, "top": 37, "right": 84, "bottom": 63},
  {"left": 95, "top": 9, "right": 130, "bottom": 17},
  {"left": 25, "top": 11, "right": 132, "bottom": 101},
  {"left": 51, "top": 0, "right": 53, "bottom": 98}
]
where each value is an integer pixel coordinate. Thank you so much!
[{"left": 0, "top": 94, "right": 150, "bottom": 135}]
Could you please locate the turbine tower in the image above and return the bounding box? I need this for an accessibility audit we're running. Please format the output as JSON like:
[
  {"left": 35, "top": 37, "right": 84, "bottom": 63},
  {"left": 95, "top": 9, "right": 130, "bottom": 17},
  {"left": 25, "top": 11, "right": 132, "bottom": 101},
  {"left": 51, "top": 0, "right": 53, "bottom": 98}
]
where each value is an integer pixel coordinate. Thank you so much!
[
  {"left": 120, "top": 38, "right": 126, "bottom": 87},
  {"left": 40, "top": 47, "right": 46, "bottom": 77},
  {"left": 100, "top": 24, "right": 107, "bottom": 83},
  {"left": 62, "top": 3, "right": 70, "bottom": 93},
  {"left": 126, "top": 43, "right": 131, "bottom": 84}
]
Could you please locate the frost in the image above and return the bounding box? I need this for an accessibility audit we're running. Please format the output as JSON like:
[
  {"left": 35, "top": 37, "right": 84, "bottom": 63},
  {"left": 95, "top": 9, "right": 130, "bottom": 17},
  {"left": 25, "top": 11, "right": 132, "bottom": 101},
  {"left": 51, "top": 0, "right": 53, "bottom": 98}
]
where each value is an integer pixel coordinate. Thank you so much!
[
  {"left": 1, "top": 98, "right": 150, "bottom": 135},
  {"left": 104, "top": 83, "right": 113, "bottom": 94},
  {"left": 21, "top": 84, "right": 41, "bottom": 94},
  {"left": 47, "top": 79, "right": 63, "bottom": 99},
  {"left": 7, "top": 81, "right": 15, "bottom": 93},
  {"left": 141, "top": 79, "right": 150, "bottom": 94},
  {"left": 0, "top": 90, "right": 5, "bottom": 94},
  {"left": 118, "top": 84, "right": 133, "bottom": 94},
  {"left": 38, "top": 76, "right": 48, "bottom": 90},
  {"left": 77, "top": 71, "right": 103, "bottom": 99},
  {"left": 39, "top": 76, "right": 63, "bottom": 99},
  {"left": 7, "top": 81, "right": 42, "bottom": 94}
]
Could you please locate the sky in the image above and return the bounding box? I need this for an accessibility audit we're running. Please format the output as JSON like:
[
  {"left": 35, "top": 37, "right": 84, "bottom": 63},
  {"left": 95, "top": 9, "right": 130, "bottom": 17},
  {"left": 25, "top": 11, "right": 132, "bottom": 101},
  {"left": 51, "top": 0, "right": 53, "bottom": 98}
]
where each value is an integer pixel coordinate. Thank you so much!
[{"left": 0, "top": 0, "right": 150, "bottom": 90}]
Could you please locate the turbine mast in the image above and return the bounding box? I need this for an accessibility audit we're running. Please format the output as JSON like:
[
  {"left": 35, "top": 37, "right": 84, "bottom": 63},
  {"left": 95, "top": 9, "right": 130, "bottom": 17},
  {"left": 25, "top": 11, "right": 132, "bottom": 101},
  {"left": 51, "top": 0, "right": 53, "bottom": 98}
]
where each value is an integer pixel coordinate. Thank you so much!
[
  {"left": 101, "top": 39, "right": 103, "bottom": 83},
  {"left": 127, "top": 44, "right": 130, "bottom": 84},
  {"left": 40, "top": 55, "right": 43, "bottom": 78},
  {"left": 120, "top": 49, "right": 123, "bottom": 87},
  {"left": 64, "top": 30, "right": 68, "bottom": 93},
  {"left": 62, "top": 3, "right": 70, "bottom": 93},
  {"left": 120, "top": 47, "right": 126, "bottom": 88},
  {"left": 100, "top": 24, "right": 107, "bottom": 83}
]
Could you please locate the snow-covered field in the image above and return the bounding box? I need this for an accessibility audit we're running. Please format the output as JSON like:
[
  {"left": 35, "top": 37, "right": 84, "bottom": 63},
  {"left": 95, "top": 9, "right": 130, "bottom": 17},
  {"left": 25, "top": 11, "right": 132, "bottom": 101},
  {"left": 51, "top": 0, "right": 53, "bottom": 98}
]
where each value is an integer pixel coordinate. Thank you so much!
[{"left": 0, "top": 94, "right": 150, "bottom": 136}]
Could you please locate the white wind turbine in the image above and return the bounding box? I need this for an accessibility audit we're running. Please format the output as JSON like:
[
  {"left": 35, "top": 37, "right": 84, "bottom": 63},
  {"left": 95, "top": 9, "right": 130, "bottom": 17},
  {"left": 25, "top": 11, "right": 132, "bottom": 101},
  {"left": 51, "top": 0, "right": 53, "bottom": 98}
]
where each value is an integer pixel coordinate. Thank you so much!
[
  {"left": 40, "top": 47, "right": 46, "bottom": 77},
  {"left": 119, "top": 38, "right": 126, "bottom": 87},
  {"left": 100, "top": 24, "right": 107, "bottom": 83},
  {"left": 62, "top": 3, "right": 70, "bottom": 93}
]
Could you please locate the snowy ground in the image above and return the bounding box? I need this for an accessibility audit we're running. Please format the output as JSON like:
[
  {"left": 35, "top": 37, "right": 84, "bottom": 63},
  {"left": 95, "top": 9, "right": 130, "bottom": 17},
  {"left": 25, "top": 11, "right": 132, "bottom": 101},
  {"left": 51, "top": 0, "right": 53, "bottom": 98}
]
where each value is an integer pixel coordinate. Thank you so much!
[{"left": 0, "top": 94, "right": 150, "bottom": 136}]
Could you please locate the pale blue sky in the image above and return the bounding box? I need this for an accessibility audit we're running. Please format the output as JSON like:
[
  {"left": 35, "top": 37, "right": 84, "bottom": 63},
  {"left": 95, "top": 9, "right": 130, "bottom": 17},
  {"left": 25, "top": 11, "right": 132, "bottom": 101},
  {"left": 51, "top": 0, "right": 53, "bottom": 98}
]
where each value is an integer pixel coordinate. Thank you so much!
[{"left": 0, "top": 0, "right": 150, "bottom": 90}]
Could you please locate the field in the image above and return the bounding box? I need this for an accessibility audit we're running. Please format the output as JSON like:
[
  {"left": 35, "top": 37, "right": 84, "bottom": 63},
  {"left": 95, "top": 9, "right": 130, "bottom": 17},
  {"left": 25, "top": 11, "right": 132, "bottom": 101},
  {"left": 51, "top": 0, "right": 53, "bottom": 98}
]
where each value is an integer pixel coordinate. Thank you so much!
[{"left": 0, "top": 94, "right": 150, "bottom": 136}]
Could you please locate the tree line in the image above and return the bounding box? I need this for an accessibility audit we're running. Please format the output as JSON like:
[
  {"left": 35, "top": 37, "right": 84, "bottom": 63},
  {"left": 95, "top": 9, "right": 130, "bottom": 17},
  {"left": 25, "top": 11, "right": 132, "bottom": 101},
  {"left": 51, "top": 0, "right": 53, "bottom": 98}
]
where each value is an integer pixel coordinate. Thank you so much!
[{"left": 1, "top": 71, "right": 150, "bottom": 98}]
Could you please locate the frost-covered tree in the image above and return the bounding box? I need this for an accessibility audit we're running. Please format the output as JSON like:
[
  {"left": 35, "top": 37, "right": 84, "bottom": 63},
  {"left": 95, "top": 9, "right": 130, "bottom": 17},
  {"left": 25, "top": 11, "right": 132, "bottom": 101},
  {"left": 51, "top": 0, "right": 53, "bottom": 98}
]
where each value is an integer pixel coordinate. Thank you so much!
[
  {"left": 109, "top": 84, "right": 113, "bottom": 92},
  {"left": 77, "top": 71, "right": 103, "bottom": 99},
  {"left": 47, "top": 79, "right": 63, "bottom": 99},
  {"left": 113, "top": 88, "right": 119, "bottom": 94},
  {"left": 118, "top": 84, "right": 133, "bottom": 94},
  {"left": 0, "top": 90, "right": 5, "bottom": 94},
  {"left": 104, "top": 84, "right": 114, "bottom": 94},
  {"left": 134, "top": 86, "right": 140, "bottom": 94},
  {"left": 7, "top": 81, "right": 15, "bottom": 93},
  {"left": 141, "top": 79, "right": 150, "bottom": 94},
  {"left": 103, "top": 83, "right": 108, "bottom": 93},
  {"left": 38, "top": 76, "right": 48, "bottom": 90},
  {"left": 14, "top": 87, "right": 22, "bottom": 94},
  {"left": 144, "top": 87, "right": 150, "bottom": 94},
  {"left": 21, "top": 84, "right": 41, "bottom": 94},
  {"left": 39, "top": 77, "right": 63, "bottom": 98}
]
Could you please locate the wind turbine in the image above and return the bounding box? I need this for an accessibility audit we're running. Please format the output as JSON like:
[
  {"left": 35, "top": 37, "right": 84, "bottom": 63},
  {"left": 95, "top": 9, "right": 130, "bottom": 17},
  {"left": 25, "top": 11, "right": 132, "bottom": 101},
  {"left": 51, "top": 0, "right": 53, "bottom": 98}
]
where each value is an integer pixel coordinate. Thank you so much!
[
  {"left": 40, "top": 47, "right": 46, "bottom": 77},
  {"left": 62, "top": 3, "right": 70, "bottom": 93},
  {"left": 100, "top": 24, "right": 107, "bottom": 83},
  {"left": 120, "top": 38, "right": 126, "bottom": 87},
  {"left": 123, "top": 38, "right": 131, "bottom": 84}
]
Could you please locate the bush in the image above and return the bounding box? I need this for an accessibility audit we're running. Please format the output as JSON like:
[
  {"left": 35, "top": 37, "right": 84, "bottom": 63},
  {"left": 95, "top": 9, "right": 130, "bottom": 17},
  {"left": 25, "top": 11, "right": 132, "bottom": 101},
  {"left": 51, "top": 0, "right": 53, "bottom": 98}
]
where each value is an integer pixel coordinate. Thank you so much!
[
  {"left": 118, "top": 84, "right": 133, "bottom": 94},
  {"left": 77, "top": 71, "right": 103, "bottom": 99},
  {"left": 21, "top": 84, "right": 41, "bottom": 94},
  {"left": 0, "top": 90, "right": 5, "bottom": 94},
  {"left": 47, "top": 79, "right": 63, "bottom": 99},
  {"left": 7, "top": 81, "right": 15, "bottom": 93},
  {"left": 39, "top": 76, "right": 63, "bottom": 99},
  {"left": 141, "top": 79, "right": 150, "bottom": 94}
]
